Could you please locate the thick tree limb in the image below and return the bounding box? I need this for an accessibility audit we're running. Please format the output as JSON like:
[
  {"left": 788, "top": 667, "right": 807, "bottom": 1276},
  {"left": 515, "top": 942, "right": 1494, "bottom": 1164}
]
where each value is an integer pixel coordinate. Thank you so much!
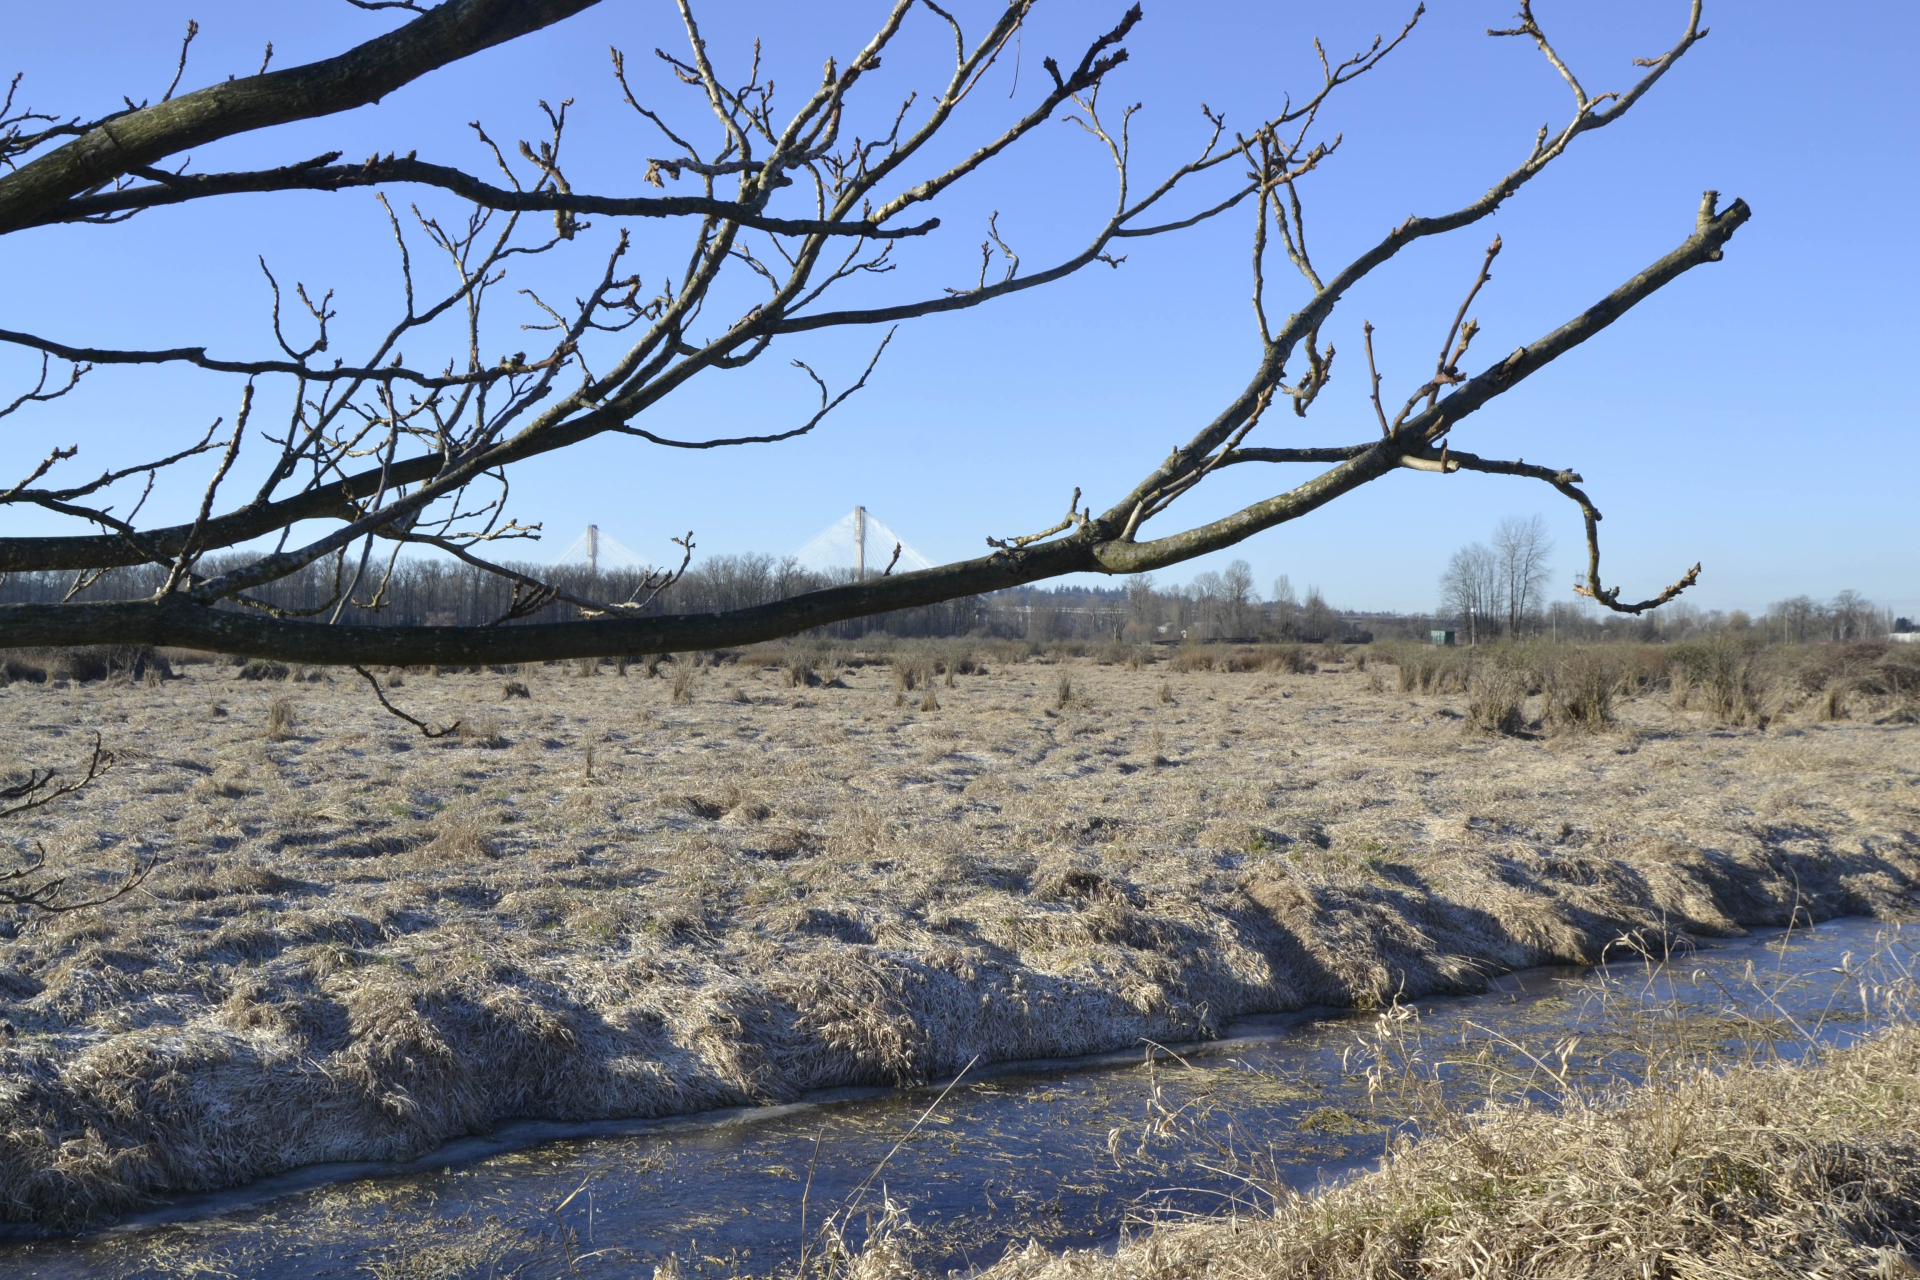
[{"left": 0, "top": 0, "right": 603, "bottom": 233}]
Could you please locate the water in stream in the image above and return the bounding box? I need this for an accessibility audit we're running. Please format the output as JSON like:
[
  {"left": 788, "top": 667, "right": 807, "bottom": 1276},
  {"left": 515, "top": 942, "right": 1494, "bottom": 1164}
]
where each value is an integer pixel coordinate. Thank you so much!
[{"left": 1, "top": 916, "right": 1912, "bottom": 1279}]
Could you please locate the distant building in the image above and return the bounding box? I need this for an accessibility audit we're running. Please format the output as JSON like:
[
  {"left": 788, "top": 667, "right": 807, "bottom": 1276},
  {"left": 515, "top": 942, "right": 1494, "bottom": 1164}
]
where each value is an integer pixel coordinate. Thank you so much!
[{"left": 1430, "top": 629, "right": 1456, "bottom": 646}]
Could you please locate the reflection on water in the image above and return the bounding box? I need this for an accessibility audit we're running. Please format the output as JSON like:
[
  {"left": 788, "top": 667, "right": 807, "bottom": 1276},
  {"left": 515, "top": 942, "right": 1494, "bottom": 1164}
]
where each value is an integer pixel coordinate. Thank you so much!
[{"left": 1, "top": 917, "right": 1910, "bottom": 1279}]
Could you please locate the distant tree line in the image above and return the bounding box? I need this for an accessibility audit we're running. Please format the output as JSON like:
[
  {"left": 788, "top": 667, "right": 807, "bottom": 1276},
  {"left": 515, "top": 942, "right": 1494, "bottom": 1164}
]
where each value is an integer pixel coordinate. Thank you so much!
[{"left": 0, "top": 545, "right": 1899, "bottom": 651}]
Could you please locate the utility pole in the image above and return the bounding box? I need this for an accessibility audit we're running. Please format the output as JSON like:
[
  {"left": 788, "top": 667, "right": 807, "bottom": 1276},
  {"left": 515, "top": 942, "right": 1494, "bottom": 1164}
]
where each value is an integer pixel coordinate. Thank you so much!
[
  {"left": 586, "top": 523, "right": 599, "bottom": 577},
  {"left": 854, "top": 506, "right": 867, "bottom": 581}
]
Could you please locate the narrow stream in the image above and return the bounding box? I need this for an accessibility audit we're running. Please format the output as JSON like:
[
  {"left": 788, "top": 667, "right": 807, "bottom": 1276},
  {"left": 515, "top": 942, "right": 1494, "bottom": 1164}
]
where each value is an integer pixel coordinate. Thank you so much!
[{"left": 2, "top": 917, "right": 1911, "bottom": 1279}]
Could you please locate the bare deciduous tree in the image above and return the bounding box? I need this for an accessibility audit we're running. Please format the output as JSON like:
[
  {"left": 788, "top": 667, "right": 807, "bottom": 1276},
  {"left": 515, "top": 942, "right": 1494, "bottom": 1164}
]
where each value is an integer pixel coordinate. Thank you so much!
[
  {"left": 1270, "top": 574, "right": 1300, "bottom": 638},
  {"left": 0, "top": 0, "right": 1740, "bottom": 664},
  {"left": 1493, "top": 514, "right": 1554, "bottom": 637},
  {"left": 1440, "top": 542, "right": 1501, "bottom": 644}
]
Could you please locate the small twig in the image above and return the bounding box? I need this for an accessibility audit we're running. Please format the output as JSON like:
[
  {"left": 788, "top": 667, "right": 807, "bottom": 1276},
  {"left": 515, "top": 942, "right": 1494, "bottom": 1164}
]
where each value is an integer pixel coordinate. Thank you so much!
[
  {"left": 352, "top": 665, "right": 460, "bottom": 737},
  {"left": 0, "top": 733, "right": 113, "bottom": 820},
  {"left": 162, "top": 20, "right": 199, "bottom": 102}
]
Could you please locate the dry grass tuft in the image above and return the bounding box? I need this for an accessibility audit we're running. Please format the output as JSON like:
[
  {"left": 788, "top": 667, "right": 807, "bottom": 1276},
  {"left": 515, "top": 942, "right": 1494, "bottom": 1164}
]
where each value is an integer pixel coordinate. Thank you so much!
[
  {"left": 1168, "top": 649, "right": 1213, "bottom": 675},
  {"left": 424, "top": 810, "right": 497, "bottom": 861},
  {"left": 670, "top": 660, "right": 697, "bottom": 704},
  {"left": 264, "top": 694, "right": 296, "bottom": 740},
  {"left": 1670, "top": 635, "right": 1773, "bottom": 726},
  {"left": 501, "top": 679, "right": 530, "bottom": 699},
  {"left": 1545, "top": 649, "right": 1618, "bottom": 733},
  {"left": 459, "top": 716, "right": 507, "bottom": 749},
  {"left": 888, "top": 1024, "right": 1920, "bottom": 1280},
  {"left": 1464, "top": 665, "right": 1528, "bottom": 736},
  {"left": 1265, "top": 644, "right": 1314, "bottom": 675}
]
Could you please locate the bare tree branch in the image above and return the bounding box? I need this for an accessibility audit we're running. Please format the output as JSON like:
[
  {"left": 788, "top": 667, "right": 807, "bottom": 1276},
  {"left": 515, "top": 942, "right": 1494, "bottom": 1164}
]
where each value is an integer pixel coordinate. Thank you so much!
[{"left": 0, "top": 2, "right": 1745, "bottom": 659}]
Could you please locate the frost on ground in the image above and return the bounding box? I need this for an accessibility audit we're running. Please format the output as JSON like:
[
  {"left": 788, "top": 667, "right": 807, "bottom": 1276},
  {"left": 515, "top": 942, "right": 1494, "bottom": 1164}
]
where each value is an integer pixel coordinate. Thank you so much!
[{"left": 0, "top": 646, "right": 1915, "bottom": 1223}]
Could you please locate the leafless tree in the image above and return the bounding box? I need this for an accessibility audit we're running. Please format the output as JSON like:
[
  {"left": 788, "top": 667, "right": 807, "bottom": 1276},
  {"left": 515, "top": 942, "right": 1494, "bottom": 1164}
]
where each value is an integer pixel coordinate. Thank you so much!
[
  {"left": 1829, "top": 590, "right": 1880, "bottom": 642},
  {"left": 0, "top": 0, "right": 1739, "bottom": 666},
  {"left": 1770, "top": 595, "right": 1825, "bottom": 646},
  {"left": 1270, "top": 574, "right": 1300, "bottom": 637},
  {"left": 1299, "top": 586, "right": 1340, "bottom": 644},
  {"left": 1124, "top": 572, "right": 1159, "bottom": 633},
  {"left": 1493, "top": 514, "right": 1554, "bottom": 637},
  {"left": 1219, "top": 559, "right": 1259, "bottom": 639},
  {"left": 1440, "top": 542, "right": 1501, "bottom": 644}
]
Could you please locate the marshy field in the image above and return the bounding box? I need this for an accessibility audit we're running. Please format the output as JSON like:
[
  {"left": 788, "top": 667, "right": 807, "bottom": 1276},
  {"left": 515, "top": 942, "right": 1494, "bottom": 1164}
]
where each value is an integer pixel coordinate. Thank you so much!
[{"left": 2, "top": 637, "right": 1918, "bottom": 1275}]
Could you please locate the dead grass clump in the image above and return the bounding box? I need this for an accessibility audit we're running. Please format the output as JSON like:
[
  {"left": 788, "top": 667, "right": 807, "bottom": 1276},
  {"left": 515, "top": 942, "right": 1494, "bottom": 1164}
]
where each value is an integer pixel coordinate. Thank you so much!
[
  {"left": 1818, "top": 681, "right": 1850, "bottom": 722},
  {"left": 1546, "top": 649, "right": 1618, "bottom": 733},
  {"left": 0, "top": 654, "right": 47, "bottom": 685},
  {"left": 1464, "top": 665, "right": 1528, "bottom": 736},
  {"left": 423, "top": 810, "right": 497, "bottom": 861},
  {"left": 1265, "top": 644, "right": 1314, "bottom": 675},
  {"left": 672, "top": 794, "right": 725, "bottom": 820},
  {"left": 35, "top": 644, "right": 173, "bottom": 683},
  {"left": 891, "top": 655, "right": 931, "bottom": 693},
  {"left": 501, "top": 679, "right": 530, "bottom": 699},
  {"left": 1157, "top": 680, "right": 1175, "bottom": 705},
  {"left": 827, "top": 799, "right": 889, "bottom": 858},
  {"left": 1793, "top": 642, "right": 1920, "bottom": 723},
  {"left": 459, "top": 717, "right": 508, "bottom": 748},
  {"left": 237, "top": 659, "right": 291, "bottom": 682},
  {"left": 919, "top": 688, "right": 940, "bottom": 712},
  {"left": 945, "top": 1025, "right": 1920, "bottom": 1280},
  {"left": 1395, "top": 647, "right": 1469, "bottom": 695},
  {"left": 786, "top": 654, "right": 819, "bottom": 687},
  {"left": 264, "top": 694, "right": 296, "bottom": 740},
  {"left": 1670, "top": 635, "right": 1773, "bottom": 726},
  {"left": 670, "top": 660, "right": 697, "bottom": 704},
  {"left": 938, "top": 645, "right": 981, "bottom": 684},
  {"left": 1168, "top": 648, "right": 1213, "bottom": 674}
]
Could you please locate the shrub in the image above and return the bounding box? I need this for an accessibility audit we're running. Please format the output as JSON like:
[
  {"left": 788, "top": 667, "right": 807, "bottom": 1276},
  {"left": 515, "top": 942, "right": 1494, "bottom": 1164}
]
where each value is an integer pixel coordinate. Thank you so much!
[
  {"left": 1266, "top": 645, "right": 1315, "bottom": 675},
  {"left": 1397, "top": 647, "right": 1469, "bottom": 695},
  {"left": 1546, "top": 650, "right": 1618, "bottom": 732},
  {"left": 1669, "top": 636, "right": 1771, "bottom": 726},
  {"left": 0, "top": 655, "right": 46, "bottom": 685},
  {"left": 502, "top": 680, "right": 530, "bottom": 699},
  {"left": 890, "top": 655, "right": 930, "bottom": 692},
  {"left": 1168, "top": 649, "right": 1212, "bottom": 674},
  {"left": 238, "top": 659, "right": 291, "bottom": 682},
  {"left": 785, "top": 655, "right": 818, "bottom": 688},
  {"left": 1465, "top": 666, "right": 1529, "bottom": 736}
]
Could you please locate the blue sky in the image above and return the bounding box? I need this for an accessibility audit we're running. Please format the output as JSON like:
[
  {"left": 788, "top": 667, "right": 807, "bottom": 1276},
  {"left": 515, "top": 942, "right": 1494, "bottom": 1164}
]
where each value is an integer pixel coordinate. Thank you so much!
[{"left": 3, "top": 2, "right": 1914, "bottom": 615}]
